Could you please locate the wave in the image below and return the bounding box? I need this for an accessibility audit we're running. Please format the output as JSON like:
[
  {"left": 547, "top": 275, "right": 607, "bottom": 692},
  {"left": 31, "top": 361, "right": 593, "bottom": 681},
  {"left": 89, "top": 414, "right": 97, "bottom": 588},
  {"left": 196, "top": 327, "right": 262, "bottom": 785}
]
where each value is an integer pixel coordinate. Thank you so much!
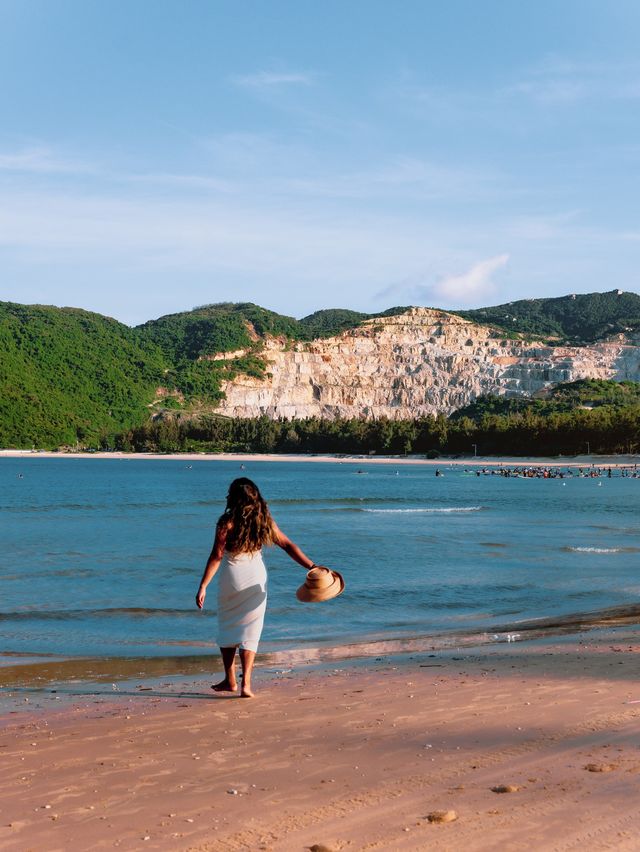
[
  {"left": 3, "top": 501, "right": 188, "bottom": 513},
  {"left": 360, "top": 506, "right": 483, "bottom": 514},
  {"left": 271, "top": 496, "right": 424, "bottom": 506},
  {"left": 564, "top": 546, "right": 640, "bottom": 554},
  {"left": 0, "top": 607, "right": 205, "bottom": 622}
]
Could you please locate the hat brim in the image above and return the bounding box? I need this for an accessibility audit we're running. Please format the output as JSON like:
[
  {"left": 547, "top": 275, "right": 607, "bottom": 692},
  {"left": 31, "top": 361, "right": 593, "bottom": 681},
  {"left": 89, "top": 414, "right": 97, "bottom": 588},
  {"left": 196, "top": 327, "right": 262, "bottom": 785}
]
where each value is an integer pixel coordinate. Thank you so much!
[{"left": 296, "top": 570, "right": 345, "bottom": 603}]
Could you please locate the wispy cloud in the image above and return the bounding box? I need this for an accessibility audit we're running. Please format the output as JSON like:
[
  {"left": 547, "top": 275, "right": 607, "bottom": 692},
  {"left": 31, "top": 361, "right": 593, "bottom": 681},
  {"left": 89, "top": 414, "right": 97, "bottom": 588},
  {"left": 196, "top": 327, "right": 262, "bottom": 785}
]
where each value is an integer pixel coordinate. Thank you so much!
[
  {"left": 374, "top": 253, "right": 510, "bottom": 308},
  {"left": 230, "top": 70, "right": 314, "bottom": 89},
  {"left": 284, "top": 156, "right": 498, "bottom": 202},
  {"left": 392, "top": 57, "right": 640, "bottom": 124},
  {"left": 506, "top": 57, "right": 640, "bottom": 105},
  {"left": 508, "top": 78, "right": 585, "bottom": 104},
  {"left": 0, "top": 145, "right": 92, "bottom": 174},
  {"left": 428, "top": 254, "right": 510, "bottom": 304}
]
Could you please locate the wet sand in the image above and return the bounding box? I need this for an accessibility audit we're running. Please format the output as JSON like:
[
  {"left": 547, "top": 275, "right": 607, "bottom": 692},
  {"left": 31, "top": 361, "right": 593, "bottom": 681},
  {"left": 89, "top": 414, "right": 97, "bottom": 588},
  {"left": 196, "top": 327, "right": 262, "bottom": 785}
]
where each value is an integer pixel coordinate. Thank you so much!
[{"left": 2, "top": 631, "right": 640, "bottom": 851}]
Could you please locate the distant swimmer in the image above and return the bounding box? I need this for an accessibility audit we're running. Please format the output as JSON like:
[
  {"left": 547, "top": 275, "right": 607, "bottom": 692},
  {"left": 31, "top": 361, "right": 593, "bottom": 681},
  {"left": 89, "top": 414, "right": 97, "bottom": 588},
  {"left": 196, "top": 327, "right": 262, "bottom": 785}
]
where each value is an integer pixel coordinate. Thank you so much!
[
  {"left": 240, "top": 464, "right": 246, "bottom": 470},
  {"left": 186, "top": 465, "right": 193, "bottom": 469},
  {"left": 17, "top": 473, "right": 24, "bottom": 479},
  {"left": 435, "top": 469, "right": 443, "bottom": 477}
]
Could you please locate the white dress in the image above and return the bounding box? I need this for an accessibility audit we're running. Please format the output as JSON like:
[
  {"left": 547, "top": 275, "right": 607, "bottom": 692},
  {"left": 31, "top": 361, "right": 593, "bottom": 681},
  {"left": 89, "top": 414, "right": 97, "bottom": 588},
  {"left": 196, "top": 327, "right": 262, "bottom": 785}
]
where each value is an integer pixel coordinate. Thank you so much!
[{"left": 216, "top": 549, "right": 267, "bottom": 652}]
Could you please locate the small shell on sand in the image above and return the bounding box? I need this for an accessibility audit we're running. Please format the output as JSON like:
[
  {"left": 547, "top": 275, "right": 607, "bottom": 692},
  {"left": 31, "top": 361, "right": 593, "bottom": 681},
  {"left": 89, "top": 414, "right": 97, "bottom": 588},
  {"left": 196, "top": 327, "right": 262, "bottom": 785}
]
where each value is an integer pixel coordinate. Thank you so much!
[
  {"left": 491, "top": 785, "right": 520, "bottom": 793},
  {"left": 426, "top": 810, "right": 458, "bottom": 823},
  {"left": 584, "top": 763, "right": 616, "bottom": 772}
]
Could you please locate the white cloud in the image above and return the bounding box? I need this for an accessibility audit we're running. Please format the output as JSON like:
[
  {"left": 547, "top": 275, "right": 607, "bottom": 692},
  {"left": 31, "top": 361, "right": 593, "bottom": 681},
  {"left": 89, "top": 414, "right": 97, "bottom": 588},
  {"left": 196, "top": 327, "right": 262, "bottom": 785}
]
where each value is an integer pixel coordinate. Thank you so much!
[
  {"left": 0, "top": 145, "right": 91, "bottom": 174},
  {"left": 508, "top": 78, "right": 586, "bottom": 104},
  {"left": 429, "top": 254, "right": 509, "bottom": 304},
  {"left": 231, "top": 70, "right": 314, "bottom": 89},
  {"left": 506, "top": 58, "right": 640, "bottom": 105}
]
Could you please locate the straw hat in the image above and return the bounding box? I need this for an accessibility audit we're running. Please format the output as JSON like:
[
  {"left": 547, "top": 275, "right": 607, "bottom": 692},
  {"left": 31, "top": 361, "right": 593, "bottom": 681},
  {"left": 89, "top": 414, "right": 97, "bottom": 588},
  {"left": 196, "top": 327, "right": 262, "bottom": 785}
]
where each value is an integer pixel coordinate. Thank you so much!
[{"left": 296, "top": 565, "right": 345, "bottom": 603}]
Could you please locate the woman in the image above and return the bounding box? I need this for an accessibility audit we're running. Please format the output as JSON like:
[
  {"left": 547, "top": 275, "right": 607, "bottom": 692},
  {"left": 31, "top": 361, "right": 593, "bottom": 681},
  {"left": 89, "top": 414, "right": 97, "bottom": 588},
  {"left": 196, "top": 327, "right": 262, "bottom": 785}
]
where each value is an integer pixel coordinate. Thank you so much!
[{"left": 196, "top": 477, "right": 315, "bottom": 698}]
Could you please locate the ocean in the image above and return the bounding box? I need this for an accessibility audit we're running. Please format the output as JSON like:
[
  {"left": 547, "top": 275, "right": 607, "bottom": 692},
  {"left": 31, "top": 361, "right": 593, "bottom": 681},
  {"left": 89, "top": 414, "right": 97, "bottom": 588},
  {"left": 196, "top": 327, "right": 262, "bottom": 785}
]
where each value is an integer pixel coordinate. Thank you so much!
[{"left": 2, "top": 457, "right": 640, "bottom": 675}]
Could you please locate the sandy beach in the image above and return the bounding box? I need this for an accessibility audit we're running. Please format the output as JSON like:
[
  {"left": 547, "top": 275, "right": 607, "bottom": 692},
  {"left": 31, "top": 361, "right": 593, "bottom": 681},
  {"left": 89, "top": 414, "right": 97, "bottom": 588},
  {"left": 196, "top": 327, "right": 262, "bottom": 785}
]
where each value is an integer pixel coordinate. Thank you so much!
[
  {"left": 2, "top": 630, "right": 640, "bottom": 851},
  {"left": 3, "top": 447, "right": 640, "bottom": 849},
  {"left": 2, "top": 448, "right": 639, "bottom": 468}
]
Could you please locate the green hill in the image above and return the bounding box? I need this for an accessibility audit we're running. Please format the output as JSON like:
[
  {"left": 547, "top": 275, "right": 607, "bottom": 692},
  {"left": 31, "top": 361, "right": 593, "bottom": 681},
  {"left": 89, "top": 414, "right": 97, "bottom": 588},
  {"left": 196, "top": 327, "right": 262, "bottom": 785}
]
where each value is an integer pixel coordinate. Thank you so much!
[
  {"left": 298, "top": 306, "right": 410, "bottom": 338},
  {"left": 135, "top": 302, "right": 410, "bottom": 406},
  {"left": 136, "top": 302, "right": 410, "bottom": 359},
  {"left": 0, "top": 303, "right": 165, "bottom": 448},
  {"left": 2, "top": 293, "right": 640, "bottom": 449},
  {"left": 450, "top": 379, "right": 640, "bottom": 422},
  {"left": 136, "top": 302, "right": 300, "bottom": 362},
  {"left": 456, "top": 290, "right": 640, "bottom": 342}
]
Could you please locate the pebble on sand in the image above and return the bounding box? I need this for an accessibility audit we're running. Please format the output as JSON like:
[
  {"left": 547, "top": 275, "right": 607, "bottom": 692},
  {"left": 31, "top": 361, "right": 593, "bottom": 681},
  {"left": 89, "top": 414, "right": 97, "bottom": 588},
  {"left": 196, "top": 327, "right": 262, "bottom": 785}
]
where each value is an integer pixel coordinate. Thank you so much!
[
  {"left": 491, "top": 785, "right": 520, "bottom": 794},
  {"left": 426, "top": 810, "right": 458, "bottom": 823}
]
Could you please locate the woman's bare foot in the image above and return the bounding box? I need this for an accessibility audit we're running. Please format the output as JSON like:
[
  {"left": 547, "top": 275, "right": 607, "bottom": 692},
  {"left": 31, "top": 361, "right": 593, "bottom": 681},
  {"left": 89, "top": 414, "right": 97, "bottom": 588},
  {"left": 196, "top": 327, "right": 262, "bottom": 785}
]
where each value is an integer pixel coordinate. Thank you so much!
[
  {"left": 211, "top": 678, "right": 237, "bottom": 692},
  {"left": 240, "top": 680, "right": 255, "bottom": 698}
]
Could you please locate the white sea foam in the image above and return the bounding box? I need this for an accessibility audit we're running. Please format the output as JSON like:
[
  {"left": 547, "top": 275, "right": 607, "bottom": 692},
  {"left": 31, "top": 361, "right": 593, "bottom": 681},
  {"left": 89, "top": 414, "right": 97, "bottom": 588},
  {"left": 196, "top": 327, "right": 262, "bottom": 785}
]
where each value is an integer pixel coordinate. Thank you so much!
[
  {"left": 362, "top": 506, "right": 482, "bottom": 514},
  {"left": 568, "top": 546, "right": 622, "bottom": 554}
]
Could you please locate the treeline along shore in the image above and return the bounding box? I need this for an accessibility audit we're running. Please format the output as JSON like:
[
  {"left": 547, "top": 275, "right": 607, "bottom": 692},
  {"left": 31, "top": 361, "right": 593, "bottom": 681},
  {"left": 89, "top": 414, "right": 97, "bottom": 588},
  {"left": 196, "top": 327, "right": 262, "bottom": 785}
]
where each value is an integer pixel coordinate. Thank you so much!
[
  {"left": 98, "top": 377, "right": 639, "bottom": 457},
  {"left": 113, "top": 398, "right": 640, "bottom": 458}
]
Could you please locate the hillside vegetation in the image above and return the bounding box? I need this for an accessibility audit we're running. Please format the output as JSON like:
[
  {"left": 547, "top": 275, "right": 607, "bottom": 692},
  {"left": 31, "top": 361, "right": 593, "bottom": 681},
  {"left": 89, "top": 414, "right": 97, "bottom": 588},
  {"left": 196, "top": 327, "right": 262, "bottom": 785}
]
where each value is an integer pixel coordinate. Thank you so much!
[
  {"left": 457, "top": 290, "right": 640, "bottom": 342},
  {"left": 136, "top": 302, "right": 411, "bottom": 408},
  {"left": 0, "top": 303, "right": 164, "bottom": 448},
  {"left": 116, "top": 379, "right": 640, "bottom": 458},
  {"left": 450, "top": 379, "right": 640, "bottom": 421},
  {"left": 2, "top": 293, "right": 640, "bottom": 449},
  {"left": 137, "top": 302, "right": 409, "bottom": 360}
]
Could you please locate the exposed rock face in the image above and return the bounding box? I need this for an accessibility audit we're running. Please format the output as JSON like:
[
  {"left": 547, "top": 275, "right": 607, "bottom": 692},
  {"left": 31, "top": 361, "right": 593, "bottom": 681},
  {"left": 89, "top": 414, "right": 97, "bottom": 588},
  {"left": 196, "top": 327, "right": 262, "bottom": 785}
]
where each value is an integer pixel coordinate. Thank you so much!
[{"left": 217, "top": 308, "right": 640, "bottom": 419}]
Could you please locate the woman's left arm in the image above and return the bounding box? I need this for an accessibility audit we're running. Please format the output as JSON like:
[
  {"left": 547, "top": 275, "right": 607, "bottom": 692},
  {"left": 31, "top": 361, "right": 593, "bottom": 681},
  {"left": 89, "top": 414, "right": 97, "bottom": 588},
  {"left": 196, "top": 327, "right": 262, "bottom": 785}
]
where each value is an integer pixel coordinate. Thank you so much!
[
  {"left": 196, "top": 522, "right": 228, "bottom": 609},
  {"left": 272, "top": 521, "right": 315, "bottom": 570}
]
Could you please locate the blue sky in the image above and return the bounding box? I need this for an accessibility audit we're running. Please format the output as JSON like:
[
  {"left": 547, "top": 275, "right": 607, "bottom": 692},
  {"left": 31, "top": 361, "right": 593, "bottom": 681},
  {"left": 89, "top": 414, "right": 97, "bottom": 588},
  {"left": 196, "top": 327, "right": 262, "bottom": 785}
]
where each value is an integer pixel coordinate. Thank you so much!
[{"left": 1, "top": 0, "right": 639, "bottom": 325}]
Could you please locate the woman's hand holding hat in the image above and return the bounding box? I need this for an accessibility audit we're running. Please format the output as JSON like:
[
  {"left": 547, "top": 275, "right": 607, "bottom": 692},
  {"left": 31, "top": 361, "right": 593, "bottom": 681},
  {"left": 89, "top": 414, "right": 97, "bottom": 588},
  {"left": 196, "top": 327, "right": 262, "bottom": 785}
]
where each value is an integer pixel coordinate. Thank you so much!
[{"left": 296, "top": 565, "right": 345, "bottom": 603}]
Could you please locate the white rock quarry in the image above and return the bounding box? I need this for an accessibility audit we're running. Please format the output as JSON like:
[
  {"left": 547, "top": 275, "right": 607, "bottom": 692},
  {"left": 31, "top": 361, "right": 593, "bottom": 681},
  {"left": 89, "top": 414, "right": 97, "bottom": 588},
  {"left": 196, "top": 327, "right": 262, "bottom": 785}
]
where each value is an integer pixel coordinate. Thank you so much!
[{"left": 216, "top": 308, "right": 640, "bottom": 419}]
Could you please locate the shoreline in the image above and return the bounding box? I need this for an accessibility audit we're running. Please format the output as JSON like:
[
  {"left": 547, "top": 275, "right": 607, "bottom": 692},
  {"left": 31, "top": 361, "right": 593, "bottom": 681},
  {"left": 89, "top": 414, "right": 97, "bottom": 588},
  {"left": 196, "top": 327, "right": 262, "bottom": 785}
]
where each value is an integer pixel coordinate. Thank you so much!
[
  {"left": 2, "top": 448, "right": 639, "bottom": 467},
  {"left": 2, "top": 628, "right": 640, "bottom": 850},
  {"left": 4, "top": 603, "right": 640, "bottom": 703}
]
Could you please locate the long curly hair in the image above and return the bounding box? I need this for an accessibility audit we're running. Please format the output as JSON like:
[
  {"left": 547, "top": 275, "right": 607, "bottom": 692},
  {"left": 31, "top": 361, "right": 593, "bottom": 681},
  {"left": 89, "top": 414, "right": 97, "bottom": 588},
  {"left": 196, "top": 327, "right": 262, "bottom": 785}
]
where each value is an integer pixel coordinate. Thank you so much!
[{"left": 220, "top": 478, "right": 277, "bottom": 553}]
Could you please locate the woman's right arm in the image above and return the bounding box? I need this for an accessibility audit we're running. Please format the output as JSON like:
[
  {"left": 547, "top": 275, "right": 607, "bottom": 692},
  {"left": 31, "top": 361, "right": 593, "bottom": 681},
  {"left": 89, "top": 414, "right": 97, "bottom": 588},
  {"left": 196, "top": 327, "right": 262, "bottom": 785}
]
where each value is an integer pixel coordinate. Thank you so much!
[
  {"left": 196, "top": 521, "right": 229, "bottom": 609},
  {"left": 272, "top": 521, "right": 315, "bottom": 570}
]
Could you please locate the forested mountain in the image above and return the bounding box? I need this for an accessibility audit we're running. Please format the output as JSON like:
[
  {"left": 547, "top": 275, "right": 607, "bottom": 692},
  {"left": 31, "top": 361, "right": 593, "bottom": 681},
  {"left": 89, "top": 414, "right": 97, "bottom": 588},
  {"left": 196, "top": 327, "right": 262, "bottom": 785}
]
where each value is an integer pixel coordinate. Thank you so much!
[
  {"left": 1, "top": 292, "right": 640, "bottom": 449},
  {"left": 1, "top": 300, "right": 408, "bottom": 446},
  {"left": 456, "top": 290, "right": 640, "bottom": 342},
  {"left": 0, "top": 303, "right": 164, "bottom": 447},
  {"left": 137, "top": 302, "right": 409, "bottom": 359}
]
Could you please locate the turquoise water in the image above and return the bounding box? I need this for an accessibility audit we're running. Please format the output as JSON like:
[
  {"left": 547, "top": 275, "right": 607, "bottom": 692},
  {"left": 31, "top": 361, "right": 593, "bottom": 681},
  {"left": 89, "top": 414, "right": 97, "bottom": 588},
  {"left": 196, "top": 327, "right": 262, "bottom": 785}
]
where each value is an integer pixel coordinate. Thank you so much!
[{"left": 2, "top": 458, "right": 640, "bottom": 661}]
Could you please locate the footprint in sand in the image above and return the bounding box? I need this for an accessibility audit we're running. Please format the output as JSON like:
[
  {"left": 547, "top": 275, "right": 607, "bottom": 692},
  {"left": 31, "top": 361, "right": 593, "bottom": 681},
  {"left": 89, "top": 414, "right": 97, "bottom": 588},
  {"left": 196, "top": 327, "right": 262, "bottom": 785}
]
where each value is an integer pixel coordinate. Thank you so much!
[{"left": 491, "top": 784, "right": 520, "bottom": 793}]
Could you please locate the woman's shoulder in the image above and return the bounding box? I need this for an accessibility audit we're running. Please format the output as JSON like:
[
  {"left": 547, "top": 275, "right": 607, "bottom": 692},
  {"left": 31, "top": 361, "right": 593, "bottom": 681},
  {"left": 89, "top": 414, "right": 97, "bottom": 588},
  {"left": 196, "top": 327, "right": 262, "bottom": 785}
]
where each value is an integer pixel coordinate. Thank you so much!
[{"left": 216, "top": 514, "right": 234, "bottom": 536}]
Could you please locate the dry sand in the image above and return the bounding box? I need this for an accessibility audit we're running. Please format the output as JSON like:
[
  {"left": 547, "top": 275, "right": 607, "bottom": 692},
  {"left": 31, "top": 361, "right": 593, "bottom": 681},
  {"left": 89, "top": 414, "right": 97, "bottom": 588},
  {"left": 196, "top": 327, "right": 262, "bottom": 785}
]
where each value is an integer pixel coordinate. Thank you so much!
[
  {"left": 2, "top": 448, "right": 638, "bottom": 468},
  {"left": 2, "top": 632, "right": 640, "bottom": 851}
]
